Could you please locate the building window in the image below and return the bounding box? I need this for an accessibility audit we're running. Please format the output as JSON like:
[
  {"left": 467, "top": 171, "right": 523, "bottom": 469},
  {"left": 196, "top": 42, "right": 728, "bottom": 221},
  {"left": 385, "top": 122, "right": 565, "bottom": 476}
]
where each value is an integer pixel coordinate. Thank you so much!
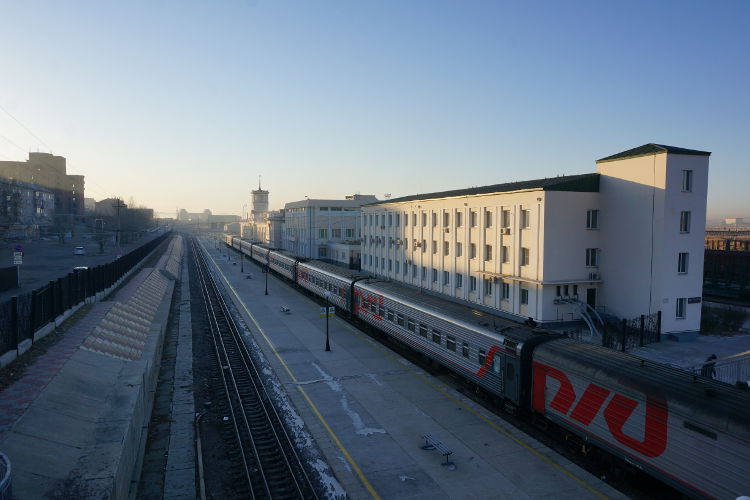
[
  {"left": 432, "top": 212, "right": 437, "bottom": 227},
  {"left": 444, "top": 241, "right": 450, "bottom": 256},
  {"left": 676, "top": 298, "right": 686, "bottom": 319},
  {"left": 502, "top": 282, "right": 510, "bottom": 299},
  {"left": 478, "top": 349, "right": 486, "bottom": 366},
  {"left": 319, "top": 228, "right": 328, "bottom": 238},
  {"left": 470, "top": 243, "right": 476, "bottom": 259},
  {"left": 381, "top": 257, "right": 385, "bottom": 269},
  {"left": 521, "top": 209, "right": 531, "bottom": 229},
  {"left": 432, "top": 268, "right": 438, "bottom": 282},
  {"left": 520, "top": 288, "right": 529, "bottom": 305},
  {"left": 470, "top": 276, "right": 477, "bottom": 291},
  {"left": 484, "top": 278, "right": 493, "bottom": 295},
  {"left": 375, "top": 214, "right": 379, "bottom": 226},
  {"left": 485, "top": 244, "right": 492, "bottom": 261},
  {"left": 433, "top": 240, "right": 438, "bottom": 254},
  {"left": 421, "top": 266, "right": 426, "bottom": 280},
  {"left": 412, "top": 264, "right": 418, "bottom": 277},
  {"left": 432, "top": 329, "right": 441, "bottom": 344},
  {"left": 419, "top": 324, "right": 427, "bottom": 337},
  {"left": 682, "top": 170, "right": 693, "bottom": 192},
  {"left": 388, "top": 259, "right": 392, "bottom": 271},
  {"left": 369, "top": 255, "right": 372, "bottom": 266},
  {"left": 388, "top": 214, "right": 392, "bottom": 226},
  {"left": 319, "top": 247, "right": 327, "bottom": 257},
  {"left": 470, "top": 211, "right": 477, "bottom": 227},
  {"left": 412, "top": 213, "right": 417, "bottom": 226},
  {"left": 443, "top": 270, "right": 450, "bottom": 285},
  {"left": 520, "top": 247, "right": 530, "bottom": 266},
  {"left": 456, "top": 211, "right": 463, "bottom": 227},
  {"left": 501, "top": 210, "right": 511, "bottom": 228},
  {"left": 501, "top": 245, "right": 509, "bottom": 263},
  {"left": 680, "top": 211, "right": 691, "bottom": 233},
  {"left": 456, "top": 273, "right": 463, "bottom": 288},
  {"left": 462, "top": 342, "right": 469, "bottom": 357},
  {"left": 332, "top": 228, "right": 341, "bottom": 239},
  {"left": 395, "top": 214, "right": 400, "bottom": 226},
  {"left": 346, "top": 228, "right": 353, "bottom": 238},
  {"left": 678, "top": 252, "right": 689, "bottom": 274},
  {"left": 585, "top": 248, "right": 599, "bottom": 267},
  {"left": 443, "top": 212, "right": 450, "bottom": 227},
  {"left": 446, "top": 335, "right": 456, "bottom": 352},
  {"left": 422, "top": 213, "right": 427, "bottom": 227},
  {"left": 586, "top": 209, "right": 599, "bottom": 229},
  {"left": 456, "top": 242, "right": 462, "bottom": 257},
  {"left": 485, "top": 210, "right": 492, "bottom": 228}
]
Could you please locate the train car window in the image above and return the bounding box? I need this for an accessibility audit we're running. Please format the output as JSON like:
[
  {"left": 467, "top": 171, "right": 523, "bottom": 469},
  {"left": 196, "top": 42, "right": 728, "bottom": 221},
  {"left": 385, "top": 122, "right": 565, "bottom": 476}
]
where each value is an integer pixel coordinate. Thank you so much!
[
  {"left": 407, "top": 319, "right": 415, "bottom": 332},
  {"left": 370, "top": 302, "right": 377, "bottom": 313},
  {"left": 683, "top": 422, "right": 717, "bottom": 440},
  {"left": 431, "top": 329, "right": 441, "bottom": 344},
  {"left": 378, "top": 305, "right": 385, "bottom": 317},
  {"left": 446, "top": 335, "right": 456, "bottom": 351},
  {"left": 419, "top": 324, "right": 427, "bottom": 337},
  {"left": 462, "top": 342, "right": 469, "bottom": 357},
  {"left": 492, "top": 357, "right": 502, "bottom": 374},
  {"left": 387, "top": 309, "right": 394, "bottom": 322},
  {"left": 478, "top": 349, "right": 486, "bottom": 366},
  {"left": 397, "top": 314, "right": 405, "bottom": 326}
]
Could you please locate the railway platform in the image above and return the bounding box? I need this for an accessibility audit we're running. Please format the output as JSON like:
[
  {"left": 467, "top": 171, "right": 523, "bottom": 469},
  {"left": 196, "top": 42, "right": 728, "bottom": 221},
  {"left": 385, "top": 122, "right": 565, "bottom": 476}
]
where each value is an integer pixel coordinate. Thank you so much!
[
  {"left": 204, "top": 239, "right": 628, "bottom": 500},
  {"left": 0, "top": 236, "right": 183, "bottom": 499}
]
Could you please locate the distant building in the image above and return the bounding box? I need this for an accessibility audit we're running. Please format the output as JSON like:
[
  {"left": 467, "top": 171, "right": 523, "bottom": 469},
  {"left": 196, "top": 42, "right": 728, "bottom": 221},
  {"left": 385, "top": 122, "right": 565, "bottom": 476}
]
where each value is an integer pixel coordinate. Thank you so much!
[
  {"left": 361, "top": 144, "right": 709, "bottom": 338},
  {"left": 177, "top": 208, "right": 240, "bottom": 228},
  {"left": 282, "top": 194, "right": 377, "bottom": 268},
  {"left": 724, "top": 217, "right": 747, "bottom": 226},
  {"left": 95, "top": 198, "right": 127, "bottom": 217},
  {"left": 84, "top": 197, "right": 96, "bottom": 213},
  {"left": 0, "top": 178, "right": 55, "bottom": 238},
  {"left": 0, "top": 153, "right": 84, "bottom": 218}
]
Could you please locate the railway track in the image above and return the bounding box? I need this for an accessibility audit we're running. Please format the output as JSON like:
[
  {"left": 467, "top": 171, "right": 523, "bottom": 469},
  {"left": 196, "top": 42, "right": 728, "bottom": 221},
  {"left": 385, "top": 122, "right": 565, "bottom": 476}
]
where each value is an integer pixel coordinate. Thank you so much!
[{"left": 191, "top": 237, "right": 319, "bottom": 500}]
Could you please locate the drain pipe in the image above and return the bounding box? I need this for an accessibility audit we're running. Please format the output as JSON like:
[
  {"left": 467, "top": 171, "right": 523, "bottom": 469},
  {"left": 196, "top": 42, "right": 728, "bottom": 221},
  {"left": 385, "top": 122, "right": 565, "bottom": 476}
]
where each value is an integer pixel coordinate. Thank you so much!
[{"left": 195, "top": 411, "right": 207, "bottom": 500}]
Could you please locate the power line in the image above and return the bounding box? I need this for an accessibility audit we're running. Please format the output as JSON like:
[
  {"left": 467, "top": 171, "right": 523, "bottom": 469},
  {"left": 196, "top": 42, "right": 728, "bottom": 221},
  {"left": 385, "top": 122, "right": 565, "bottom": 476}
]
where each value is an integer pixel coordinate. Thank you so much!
[{"left": 0, "top": 102, "right": 54, "bottom": 152}]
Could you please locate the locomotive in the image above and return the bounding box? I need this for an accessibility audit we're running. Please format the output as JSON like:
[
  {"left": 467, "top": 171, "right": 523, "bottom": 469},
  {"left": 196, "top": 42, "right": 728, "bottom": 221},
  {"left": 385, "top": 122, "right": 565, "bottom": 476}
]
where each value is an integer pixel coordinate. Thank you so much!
[{"left": 224, "top": 235, "right": 750, "bottom": 500}]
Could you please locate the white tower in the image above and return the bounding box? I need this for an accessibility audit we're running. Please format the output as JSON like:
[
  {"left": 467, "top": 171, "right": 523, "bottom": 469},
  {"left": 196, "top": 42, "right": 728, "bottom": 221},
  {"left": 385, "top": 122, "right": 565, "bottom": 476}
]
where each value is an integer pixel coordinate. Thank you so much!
[{"left": 250, "top": 176, "right": 269, "bottom": 223}]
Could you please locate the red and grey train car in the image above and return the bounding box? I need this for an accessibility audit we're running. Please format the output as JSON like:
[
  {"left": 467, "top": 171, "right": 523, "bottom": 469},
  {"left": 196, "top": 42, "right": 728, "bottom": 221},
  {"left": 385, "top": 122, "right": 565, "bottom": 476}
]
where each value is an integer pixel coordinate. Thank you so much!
[{"left": 222, "top": 235, "right": 750, "bottom": 499}]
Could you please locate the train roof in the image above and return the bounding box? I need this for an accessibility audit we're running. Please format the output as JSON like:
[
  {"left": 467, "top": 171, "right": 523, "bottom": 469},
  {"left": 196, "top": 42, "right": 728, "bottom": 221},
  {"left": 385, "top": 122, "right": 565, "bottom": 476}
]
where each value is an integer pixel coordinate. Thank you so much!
[
  {"left": 297, "top": 259, "right": 368, "bottom": 280},
  {"left": 535, "top": 338, "right": 750, "bottom": 436},
  {"left": 356, "top": 279, "right": 553, "bottom": 345}
]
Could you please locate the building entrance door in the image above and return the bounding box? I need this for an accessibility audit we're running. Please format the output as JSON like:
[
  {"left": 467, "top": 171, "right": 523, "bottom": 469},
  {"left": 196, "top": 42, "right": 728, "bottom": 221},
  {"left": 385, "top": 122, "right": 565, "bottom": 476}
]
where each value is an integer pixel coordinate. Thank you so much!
[{"left": 586, "top": 288, "right": 597, "bottom": 308}]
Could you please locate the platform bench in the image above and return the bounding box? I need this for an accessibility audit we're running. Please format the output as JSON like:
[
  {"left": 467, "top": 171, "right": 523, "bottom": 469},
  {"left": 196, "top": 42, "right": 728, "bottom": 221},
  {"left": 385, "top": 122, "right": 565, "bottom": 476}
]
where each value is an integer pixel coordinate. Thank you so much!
[{"left": 420, "top": 433, "right": 455, "bottom": 468}]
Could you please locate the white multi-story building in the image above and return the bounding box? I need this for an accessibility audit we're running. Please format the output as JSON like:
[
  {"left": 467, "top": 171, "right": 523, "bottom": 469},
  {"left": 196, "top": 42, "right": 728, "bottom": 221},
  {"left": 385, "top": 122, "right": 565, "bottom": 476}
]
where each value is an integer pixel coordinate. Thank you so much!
[
  {"left": 361, "top": 144, "right": 709, "bottom": 338},
  {"left": 282, "top": 194, "right": 377, "bottom": 268}
]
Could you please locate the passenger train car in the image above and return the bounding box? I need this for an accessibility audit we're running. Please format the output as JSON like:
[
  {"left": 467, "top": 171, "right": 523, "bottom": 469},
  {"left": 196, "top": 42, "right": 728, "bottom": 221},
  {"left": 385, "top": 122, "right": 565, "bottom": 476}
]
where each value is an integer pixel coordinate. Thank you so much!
[{"left": 223, "top": 235, "right": 750, "bottom": 500}]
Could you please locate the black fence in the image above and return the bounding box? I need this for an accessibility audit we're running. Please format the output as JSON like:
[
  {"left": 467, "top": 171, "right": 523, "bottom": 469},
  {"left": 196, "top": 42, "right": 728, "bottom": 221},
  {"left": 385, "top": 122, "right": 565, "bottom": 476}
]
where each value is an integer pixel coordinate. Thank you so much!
[
  {"left": 0, "top": 232, "right": 171, "bottom": 359},
  {"left": 602, "top": 311, "right": 661, "bottom": 352},
  {"left": 0, "top": 266, "right": 18, "bottom": 293}
]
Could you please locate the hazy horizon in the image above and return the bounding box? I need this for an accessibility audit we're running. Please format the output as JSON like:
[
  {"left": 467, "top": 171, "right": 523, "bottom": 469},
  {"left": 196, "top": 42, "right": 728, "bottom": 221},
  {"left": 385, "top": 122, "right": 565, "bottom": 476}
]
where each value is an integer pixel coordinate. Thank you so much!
[{"left": 1, "top": 1, "right": 748, "bottom": 220}]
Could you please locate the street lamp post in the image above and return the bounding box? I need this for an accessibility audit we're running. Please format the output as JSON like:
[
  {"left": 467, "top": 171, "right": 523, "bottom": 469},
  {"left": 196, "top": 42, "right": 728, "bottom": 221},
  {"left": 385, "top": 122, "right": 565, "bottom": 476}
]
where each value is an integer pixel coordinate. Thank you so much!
[
  {"left": 240, "top": 250, "right": 244, "bottom": 272},
  {"left": 323, "top": 291, "right": 332, "bottom": 351},
  {"left": 264, "top": 261, "right": 269, "bottom": 295}
]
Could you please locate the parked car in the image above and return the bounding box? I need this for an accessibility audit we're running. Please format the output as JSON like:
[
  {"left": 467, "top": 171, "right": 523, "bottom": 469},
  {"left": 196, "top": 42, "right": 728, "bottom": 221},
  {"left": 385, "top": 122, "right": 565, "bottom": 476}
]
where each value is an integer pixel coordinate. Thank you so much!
[{"left": 73, "top": 246, "right": 86, "bottom": 255}]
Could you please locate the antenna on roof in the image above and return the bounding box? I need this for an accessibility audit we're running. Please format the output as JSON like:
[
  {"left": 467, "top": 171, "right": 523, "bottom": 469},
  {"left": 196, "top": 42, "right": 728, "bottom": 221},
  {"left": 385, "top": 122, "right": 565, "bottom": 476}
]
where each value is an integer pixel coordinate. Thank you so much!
[
  {"left": 384, "top": 193, "right": 391, "bottom": 199},
  {"left": 258, "top": 175, "right": 262, "bottom": 190}
]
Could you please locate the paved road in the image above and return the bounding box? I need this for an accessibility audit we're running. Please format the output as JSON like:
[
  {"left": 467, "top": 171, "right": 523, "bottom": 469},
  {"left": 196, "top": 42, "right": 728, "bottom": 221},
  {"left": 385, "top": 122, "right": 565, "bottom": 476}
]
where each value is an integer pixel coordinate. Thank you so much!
[{"left": 0, "top": 232, "right": 163, "bottom": 302}]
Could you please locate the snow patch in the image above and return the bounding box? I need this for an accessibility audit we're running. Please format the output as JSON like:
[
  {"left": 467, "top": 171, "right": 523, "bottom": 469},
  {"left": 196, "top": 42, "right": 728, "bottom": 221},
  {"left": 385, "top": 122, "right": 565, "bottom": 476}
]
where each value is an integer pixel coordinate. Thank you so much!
[
  {"left": 366, "top": 373, "right": 383, "bottom": 386},
  {"left": 310, "top": 458, "right": 347, "bottom": 499},
  {"left": 336, "top": 455, "right": 352, "bottom": 472},
  {"left": 312, "top": 363, "right": 343, "bottom": 392},
  {"left": 399, "top": 475, "right": 416, "bottom": 482},
  {"left": 340, "top": 394, "right": 386, "bottom": 436}
]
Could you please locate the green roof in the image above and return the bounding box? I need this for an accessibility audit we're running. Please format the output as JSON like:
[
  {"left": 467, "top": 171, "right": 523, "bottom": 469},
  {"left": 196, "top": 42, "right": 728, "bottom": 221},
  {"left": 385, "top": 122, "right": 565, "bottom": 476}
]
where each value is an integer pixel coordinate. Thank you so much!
[
  {"left": 366, "top": 173, "right": 599, "bottom": 206},
  {"left": 596, "top": 143, "right": 711, "bottom": 163}
]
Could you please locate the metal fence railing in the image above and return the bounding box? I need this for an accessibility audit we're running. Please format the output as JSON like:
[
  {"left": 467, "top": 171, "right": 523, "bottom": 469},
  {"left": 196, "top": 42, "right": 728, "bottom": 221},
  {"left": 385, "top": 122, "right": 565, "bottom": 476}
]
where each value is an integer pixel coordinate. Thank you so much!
[
  {"left": 601, "top": 311, "right": 662, "bottom": 352},
  {"left": 0, "top": 231, "right": 171, "bottom": 360},
  {"left": 690, "top": 352, "right": 750, "bottom": 386}
]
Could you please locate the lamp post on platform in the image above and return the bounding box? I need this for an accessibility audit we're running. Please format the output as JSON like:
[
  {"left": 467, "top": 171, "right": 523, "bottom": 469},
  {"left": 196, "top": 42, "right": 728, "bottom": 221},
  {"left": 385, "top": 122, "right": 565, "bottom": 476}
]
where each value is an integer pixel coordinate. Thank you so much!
[
  {"left": 240, "top": 250, "right": 244, "bottom": 272},
  {"left": 324, "top": 291, "right": 332, "bottom": 351},
  {"left": 264, "top": 261, "right": 269, "bottom": 296}
]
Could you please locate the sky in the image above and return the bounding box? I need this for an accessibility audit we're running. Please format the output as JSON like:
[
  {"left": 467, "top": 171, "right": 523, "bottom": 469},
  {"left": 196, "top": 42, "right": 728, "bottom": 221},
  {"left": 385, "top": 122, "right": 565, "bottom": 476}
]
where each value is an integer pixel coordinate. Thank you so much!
[{"left": 0, "top": 0, "right": 748, "bottom": 220}]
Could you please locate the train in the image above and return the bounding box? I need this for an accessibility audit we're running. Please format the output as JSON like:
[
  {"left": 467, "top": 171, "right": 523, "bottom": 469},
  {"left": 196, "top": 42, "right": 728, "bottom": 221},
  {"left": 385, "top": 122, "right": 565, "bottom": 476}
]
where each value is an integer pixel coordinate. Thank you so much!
[{"left": 223, "top": 234, "right": 750, "bottom": 500}]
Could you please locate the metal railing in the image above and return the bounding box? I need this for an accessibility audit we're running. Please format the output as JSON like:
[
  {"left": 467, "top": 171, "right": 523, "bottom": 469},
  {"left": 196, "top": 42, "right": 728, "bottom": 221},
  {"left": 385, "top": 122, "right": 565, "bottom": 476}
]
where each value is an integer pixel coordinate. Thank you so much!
[
  {"left": 690, "top": 351, "right": 750, "bottom": 386},
  {"left": 0, "top": 232, "right": 171, "bottom": 359}
]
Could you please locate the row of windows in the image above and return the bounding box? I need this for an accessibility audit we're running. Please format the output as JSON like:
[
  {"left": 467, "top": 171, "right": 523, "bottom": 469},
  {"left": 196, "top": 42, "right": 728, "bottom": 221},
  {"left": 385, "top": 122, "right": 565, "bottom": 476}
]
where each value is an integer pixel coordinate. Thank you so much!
[
  {"left": 318, "top": 228, "right": 356, "bottom": 239},
  {"left": 365, "top": 209, "right": 533, "bottom": 229},
  {"left": 359, "top": 299, "right": 501, "bottom": 367}
]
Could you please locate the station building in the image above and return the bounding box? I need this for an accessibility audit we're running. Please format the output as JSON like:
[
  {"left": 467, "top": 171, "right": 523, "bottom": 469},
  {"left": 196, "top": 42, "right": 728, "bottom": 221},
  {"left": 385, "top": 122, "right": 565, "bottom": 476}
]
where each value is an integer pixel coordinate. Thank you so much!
[
  {"left": 282, "top": 194, "right": 378, "bottom": 269},
  {"left": 360, "top": 144, "right": 709, "bottom": 338}
]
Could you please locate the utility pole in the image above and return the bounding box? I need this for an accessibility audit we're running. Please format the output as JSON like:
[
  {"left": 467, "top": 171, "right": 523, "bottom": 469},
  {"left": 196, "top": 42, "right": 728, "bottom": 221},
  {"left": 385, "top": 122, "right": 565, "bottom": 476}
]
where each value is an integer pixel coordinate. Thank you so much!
[{"left": 112, "top": 198, "right": 127, "bottom": 248}]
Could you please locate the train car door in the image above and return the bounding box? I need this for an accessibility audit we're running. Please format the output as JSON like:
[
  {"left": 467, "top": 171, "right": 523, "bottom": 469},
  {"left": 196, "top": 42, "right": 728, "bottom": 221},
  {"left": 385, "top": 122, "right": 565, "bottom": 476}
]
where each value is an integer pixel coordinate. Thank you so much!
[{"left": 503, "top": 356, "right": 520, "bottom": 404}]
